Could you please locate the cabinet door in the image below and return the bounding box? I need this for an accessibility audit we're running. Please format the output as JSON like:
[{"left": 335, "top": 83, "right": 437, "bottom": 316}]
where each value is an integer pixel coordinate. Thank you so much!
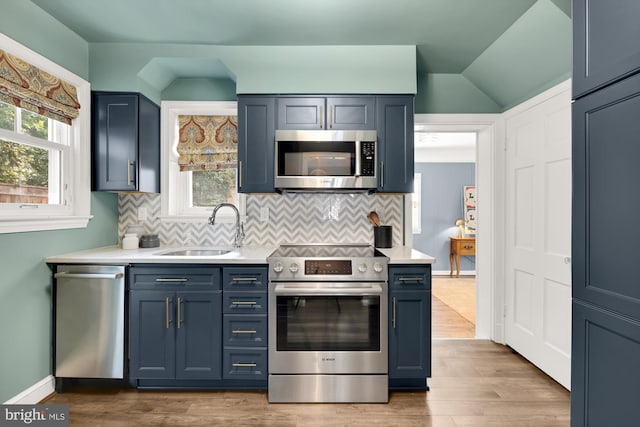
[
  {"left": 237, "top": 96, "right": 276, "bottom": 193},
  {"left": 571, "top": 301, "right": 640, "bottom": 427},
  {"left": 129, "top": 290, "right": 175, "bottom": 379},
  {"left": 326, "top": 97, "right": 375, "bottom": 130},
  {"left": 573, "top": 0, "right": 640, "bottom": 98},
  {"left": 376, "top": 95, "right": 414, "bottom": 193},
  {"left": 136, "top": 94, "right": 160, "bottom": 193},
  {"left": 92, "top": 93, "right": 138, "bottom": 191},
  {"left": 389, "top": 290, "right": 431, "bottom": 379},
  {"left": 277, "top": 98, "right": 325, "bottom": 130},
  {"left": 175, "top": 291, "right": 222, "bottom": 380},
  {"left": 572, "top": 73, "right": 640, "bottom": 319}
]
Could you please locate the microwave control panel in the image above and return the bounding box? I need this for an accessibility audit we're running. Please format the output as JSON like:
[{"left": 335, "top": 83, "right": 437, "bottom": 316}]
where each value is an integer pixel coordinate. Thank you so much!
[{"left": 360, "top": 142, "right": 376, "bottom": 176}]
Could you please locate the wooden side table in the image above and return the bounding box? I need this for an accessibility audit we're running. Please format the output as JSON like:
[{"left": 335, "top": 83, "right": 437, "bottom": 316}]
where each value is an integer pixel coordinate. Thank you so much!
[{"left": 449, "top": 236, "right": 476, "bottom": 278}]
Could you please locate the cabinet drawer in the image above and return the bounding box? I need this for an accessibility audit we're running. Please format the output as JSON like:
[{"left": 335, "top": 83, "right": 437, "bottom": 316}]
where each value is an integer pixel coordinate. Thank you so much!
[
  {"left": 223, "top": 314, "right": 268, "bottom": 347},
  {"left": 223, "top": 267, "right": 268, "bottom": 290},
  {"left": 222, "top": 291, "right": 267, "bottom": 314},
  {"left": 389, "top": 266, "right": 431, "bottom": 290},
  {"left": 223, "top": 348, "right": 267, "bottom": 380},
  {"left": 457, "top": 241, "right": 475, "bottom": 255},
  {"left": 130, "top": 267, "right": 221, "bottom": 289}
]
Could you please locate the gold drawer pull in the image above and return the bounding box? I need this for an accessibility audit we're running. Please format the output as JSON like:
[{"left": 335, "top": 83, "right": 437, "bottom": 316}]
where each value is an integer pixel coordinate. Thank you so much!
[
  {"left": 232, "top": 277, "right": 258, "bottom": 281},
  {"left": 232, "top": 330, "right": 257, "bottom": 334},
  {"left": 399, "top": 277, "right": 423, "bottom": 281},
  {"left": 156, "top": 278, "right": 188, "bottom": 282},
  {"left": 232, "top": 363, "right": 257, "bottom": 367},
  {"left": 231, "top": 301, "right": 257, "bottom": 305}
]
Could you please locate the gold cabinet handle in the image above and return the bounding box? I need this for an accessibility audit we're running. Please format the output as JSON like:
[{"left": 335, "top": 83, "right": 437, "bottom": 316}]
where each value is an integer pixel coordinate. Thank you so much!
[
  {"left": 232, "top": 277, "right": 258, "bottom": 282},
  {"left": 392, "top": 296, "right": 396, "bottom": 329},
  {"left": 231, "top": 301, "right": 257, "bottom": 305},
  {"left": 232, "top": 329, "right": 257, "bottom": 334},
  {"left": 329, "top": 105, "right": 333, "bottom": 128},
  {"left": 399, "top": 277, "right": 423, "bottom": 282},
  {"left": 127, "top": 160, "right": 132, "bottom": 186},
  {"left": 319, "top": 105, "right": 323, "bottom": 128},
  {"left": 238, "top": 161, "right": 242, "bottom": 188},
  {"left": 156, "top": 278, "right": 188, "bottom": 282},
  {"left": 177, "top": 297, "right": 182, "bottom": 329},
  {"left": 232, "top": 363, "right": 257, "bottom": 367},
  {"left": 165, "top": 297, "right": 171, "bottom": 329},
  {"left": 380, "top": 161, "right": 384, "bottom": 187}
]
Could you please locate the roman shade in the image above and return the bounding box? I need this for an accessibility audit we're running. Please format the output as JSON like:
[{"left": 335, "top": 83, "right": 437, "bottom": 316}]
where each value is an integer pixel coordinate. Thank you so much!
[
  {"left": 177, "top": 115, "right": 238, "bottom": 171},
  {"left": 0, "top": 49, "right": 81, "bottom": 125}
]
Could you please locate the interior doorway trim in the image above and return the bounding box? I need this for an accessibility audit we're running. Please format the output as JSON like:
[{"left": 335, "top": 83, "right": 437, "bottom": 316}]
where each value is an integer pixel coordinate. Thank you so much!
[{"left": 413, "top": 113, "right": 501, "bottom": 341}]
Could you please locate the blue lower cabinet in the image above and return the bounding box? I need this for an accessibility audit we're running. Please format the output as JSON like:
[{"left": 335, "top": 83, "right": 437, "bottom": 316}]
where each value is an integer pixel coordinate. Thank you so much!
[
  {"left": 388, "top": 265, "right": 432, "bottom": 390},
  {"left": 129, "top": 290, "right": 221, "bottom": 380},
  {"left": 129, "top": 265, "right": 268, "bottom": 389}
]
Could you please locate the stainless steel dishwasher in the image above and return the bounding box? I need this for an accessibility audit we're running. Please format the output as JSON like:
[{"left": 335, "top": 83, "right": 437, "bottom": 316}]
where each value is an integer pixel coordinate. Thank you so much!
[{"left": 54, "top": 265, "right": 126, "bottom": 380}]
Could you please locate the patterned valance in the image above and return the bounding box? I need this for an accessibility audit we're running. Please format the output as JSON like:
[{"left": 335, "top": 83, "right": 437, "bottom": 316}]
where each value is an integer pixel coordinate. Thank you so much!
[
  {"left": 177, "top": 115, "right": 238, "bottom": 171},
  {"left": 0, "top": 49, "right": 81, "bottom": 125}
]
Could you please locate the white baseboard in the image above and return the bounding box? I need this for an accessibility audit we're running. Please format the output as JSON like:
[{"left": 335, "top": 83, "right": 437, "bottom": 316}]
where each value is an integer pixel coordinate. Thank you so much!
[
  {"left": 3, "top": 375, "right": 55, "bottom": 404},
  {"left": 432, "top": 270, "right": 476, "bottom": 277}
]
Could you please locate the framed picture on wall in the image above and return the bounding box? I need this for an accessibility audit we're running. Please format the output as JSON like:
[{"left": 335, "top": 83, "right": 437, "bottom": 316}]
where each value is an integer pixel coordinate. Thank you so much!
[{"left": 464, "top": 185, "right": 476, "bottom": 235}]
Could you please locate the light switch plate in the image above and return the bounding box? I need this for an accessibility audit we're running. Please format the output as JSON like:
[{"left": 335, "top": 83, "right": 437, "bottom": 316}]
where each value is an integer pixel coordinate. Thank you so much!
[
  {"left": 137, "top": 207, "right": 148, "bottom": 221},
  {"left": 260, "top": 207, "right": 269, "bottom": 222}
]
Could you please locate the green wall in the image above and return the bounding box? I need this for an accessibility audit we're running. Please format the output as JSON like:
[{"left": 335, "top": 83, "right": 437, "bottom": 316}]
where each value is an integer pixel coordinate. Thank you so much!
[{"left": 0, "top": 1, "right": 118, "bottom": 403}]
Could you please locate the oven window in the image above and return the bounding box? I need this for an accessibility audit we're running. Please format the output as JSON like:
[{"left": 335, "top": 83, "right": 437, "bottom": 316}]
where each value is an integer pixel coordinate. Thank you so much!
[
  {"left": 276, "top": 295, "right": 380, "bottom": 351},
  {"left": 277, "top": 141, "right": 355, "bottom": 176}
]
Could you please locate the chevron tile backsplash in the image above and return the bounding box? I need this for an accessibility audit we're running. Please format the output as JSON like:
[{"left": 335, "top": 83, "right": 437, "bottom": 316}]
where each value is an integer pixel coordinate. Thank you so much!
[{"left": 119, "top": 193, "right": 404, "bottom": 247}]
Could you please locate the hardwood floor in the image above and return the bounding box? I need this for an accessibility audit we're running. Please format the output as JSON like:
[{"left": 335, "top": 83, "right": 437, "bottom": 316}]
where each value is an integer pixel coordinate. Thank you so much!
[
  {"left": 43, "top": 340, "right": 570, "bottom": 426},
  {"left": 432, "top": 277, "right": 476, "bottom": 339}
]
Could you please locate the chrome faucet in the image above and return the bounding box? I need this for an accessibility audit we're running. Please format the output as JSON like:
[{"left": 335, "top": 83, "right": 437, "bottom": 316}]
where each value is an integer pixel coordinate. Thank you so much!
[{"left": 208, "top": 203, "right": 245, "bottom": 248}]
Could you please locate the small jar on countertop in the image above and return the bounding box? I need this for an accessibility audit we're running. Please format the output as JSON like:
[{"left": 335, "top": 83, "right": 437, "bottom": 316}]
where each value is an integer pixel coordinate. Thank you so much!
[{"left": 122, "top": 233, "right": 139, "bottom": 250}]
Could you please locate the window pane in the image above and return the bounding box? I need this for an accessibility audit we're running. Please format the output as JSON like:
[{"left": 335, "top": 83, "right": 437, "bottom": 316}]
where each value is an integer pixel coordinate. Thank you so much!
[
  {"left": 0, "top": 102, "right": 15, "bottom": 131},
  {"left": 21, "top": 109, "right": 48, "bottom": 139},
  {"left": 192, "top": 169, "right": 237, "bottom": 207},
  {"left": 0, "top": 139, "right": 60, "bottom": 204}
]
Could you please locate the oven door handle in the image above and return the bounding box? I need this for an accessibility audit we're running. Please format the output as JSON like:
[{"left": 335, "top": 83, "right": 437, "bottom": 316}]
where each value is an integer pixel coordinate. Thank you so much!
[{"left": 273, "top": 283, "right": 384, "bottom": 296}]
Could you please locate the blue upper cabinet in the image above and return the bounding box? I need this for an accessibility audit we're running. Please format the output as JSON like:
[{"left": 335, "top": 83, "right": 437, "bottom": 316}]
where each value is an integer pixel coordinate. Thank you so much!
[
  {"left": 237, "top": 96, "right": 276, "bottom": 193},
  {"left": 573, "top": 0, "right": 640, "bottom": 98},
  {"left": 376, "top": 95, "right": 414, "bottom": 193},
  {"left": 91, "top": 92, "right": 160, "bottom": 192},
  {"left": 277, "top": 96, "right": 375, "bottom": 130}
]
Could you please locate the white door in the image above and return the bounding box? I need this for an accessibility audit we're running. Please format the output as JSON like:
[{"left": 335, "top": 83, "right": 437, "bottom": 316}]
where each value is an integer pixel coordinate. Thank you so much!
[{"left": 504, "top": 88, "right": 572, "bottom": 389}]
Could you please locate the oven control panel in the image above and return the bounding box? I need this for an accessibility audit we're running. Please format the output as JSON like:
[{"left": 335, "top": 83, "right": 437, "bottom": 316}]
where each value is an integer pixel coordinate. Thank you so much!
[{"left": 305, "top": 260, "right": 352, "bottom": 275}]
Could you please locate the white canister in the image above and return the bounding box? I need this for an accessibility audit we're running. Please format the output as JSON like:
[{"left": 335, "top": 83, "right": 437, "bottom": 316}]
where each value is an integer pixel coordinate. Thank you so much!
[{"left": 122, "top": 233, "right": 139, "bottom": 250}]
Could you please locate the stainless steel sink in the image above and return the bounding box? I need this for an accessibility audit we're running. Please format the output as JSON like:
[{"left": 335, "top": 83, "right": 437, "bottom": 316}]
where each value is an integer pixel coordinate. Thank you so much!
[{"left": 156, "top": 248, "right": 233, "bottom": 256}]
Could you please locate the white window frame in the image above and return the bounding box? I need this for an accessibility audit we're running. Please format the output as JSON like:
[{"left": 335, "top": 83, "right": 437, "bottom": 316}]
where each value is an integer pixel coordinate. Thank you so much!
[
  {"left": 0, "top": 33, "right": 91, "bottom": 233},
  {"left": 160, "top": 101, "right": 245, "bottom": 224}
]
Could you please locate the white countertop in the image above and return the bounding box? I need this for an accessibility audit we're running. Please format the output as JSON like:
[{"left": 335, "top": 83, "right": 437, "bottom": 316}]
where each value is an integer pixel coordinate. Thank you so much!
[
  {"left": 46, "top": 245, "right": 435, "bottom": 265},
  {"left": 376, "top": 246, "right": 436, "bottom": 264}
]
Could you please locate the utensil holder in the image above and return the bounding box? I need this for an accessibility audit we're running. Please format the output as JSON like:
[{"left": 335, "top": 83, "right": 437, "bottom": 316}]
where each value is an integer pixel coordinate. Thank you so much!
[{"left": 373, "top": 226, "right": 392, "bottom": 248}]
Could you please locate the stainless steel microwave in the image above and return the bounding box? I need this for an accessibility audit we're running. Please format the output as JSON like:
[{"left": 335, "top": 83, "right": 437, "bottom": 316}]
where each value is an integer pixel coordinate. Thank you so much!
[{"left": 274, "top": 129, "right": 377, "bottom": 190}]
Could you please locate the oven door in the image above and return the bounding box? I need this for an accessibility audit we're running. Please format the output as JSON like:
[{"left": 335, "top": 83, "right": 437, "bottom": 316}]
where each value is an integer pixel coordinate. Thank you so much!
[{"left": 269, "top": 282, "right": 388, "bottom": 374}]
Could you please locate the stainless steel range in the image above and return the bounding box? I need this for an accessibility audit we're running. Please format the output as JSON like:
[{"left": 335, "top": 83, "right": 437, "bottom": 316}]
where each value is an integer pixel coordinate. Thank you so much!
[{"left": 267, "top": 243, "right": 389, "bottom": 403}]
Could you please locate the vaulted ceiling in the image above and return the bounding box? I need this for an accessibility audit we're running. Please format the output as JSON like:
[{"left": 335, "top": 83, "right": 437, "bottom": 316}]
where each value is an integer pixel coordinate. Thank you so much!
[{"left": 30, "top": 0, "right": 572, "bottom": 111}]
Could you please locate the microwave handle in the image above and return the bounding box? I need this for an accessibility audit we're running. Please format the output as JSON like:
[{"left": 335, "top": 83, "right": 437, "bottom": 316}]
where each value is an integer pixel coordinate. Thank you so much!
[{"left": 355, "top": 140, "right": 362, "bottom": 177}]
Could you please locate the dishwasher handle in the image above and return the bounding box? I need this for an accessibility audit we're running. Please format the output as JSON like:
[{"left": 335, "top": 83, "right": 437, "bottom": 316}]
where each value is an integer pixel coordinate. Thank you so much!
[{"left": 55, "top": 272, "right": 124, "bottom": 280}]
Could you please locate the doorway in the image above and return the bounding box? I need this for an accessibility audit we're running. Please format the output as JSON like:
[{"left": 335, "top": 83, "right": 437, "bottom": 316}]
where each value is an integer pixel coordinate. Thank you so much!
[
  {"left": 409, "top": 114, "right": 499, "bottom": 341},
  {"left": 412, "top": 132, "right": 477, "bottom": 338}
]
